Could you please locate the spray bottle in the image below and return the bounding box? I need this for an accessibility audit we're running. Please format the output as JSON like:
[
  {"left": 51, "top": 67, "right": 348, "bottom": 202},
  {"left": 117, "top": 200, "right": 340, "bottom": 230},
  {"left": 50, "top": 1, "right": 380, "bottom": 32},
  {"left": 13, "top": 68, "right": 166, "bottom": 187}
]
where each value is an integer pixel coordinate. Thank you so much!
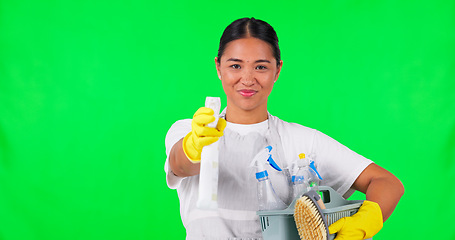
[
  {"left": 197, "top": 97, "right": 221, "bottom": 210},
  {"left": 251, "top": 146, "right": 287, "bottom": 211}
]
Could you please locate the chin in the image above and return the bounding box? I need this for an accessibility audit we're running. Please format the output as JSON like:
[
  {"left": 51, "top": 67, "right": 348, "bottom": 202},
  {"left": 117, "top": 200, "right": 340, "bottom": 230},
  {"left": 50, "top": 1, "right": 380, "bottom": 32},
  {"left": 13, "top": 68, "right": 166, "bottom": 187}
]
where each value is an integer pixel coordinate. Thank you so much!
[
  {"left": 227, "top": 96, "right": 266, "bottom": 112},
  {"left": 237, "top": 100, "right": 263, "bottom": 112}
]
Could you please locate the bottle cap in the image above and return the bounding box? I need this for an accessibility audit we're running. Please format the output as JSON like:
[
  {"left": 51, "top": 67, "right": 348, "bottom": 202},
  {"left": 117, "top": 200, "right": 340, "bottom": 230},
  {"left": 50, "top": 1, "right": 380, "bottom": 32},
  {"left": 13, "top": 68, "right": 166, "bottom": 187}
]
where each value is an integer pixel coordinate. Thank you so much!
[{"left": 297, "top": 153, "right": 309, "bottom": 168}]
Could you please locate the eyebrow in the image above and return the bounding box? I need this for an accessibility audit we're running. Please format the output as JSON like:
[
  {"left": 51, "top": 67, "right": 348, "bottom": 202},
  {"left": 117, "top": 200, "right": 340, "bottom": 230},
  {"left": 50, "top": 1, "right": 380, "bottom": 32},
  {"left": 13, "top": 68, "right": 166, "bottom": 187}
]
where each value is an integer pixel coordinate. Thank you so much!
[{"left": 226, "top": 58, "right": 271, "bottom": 63}]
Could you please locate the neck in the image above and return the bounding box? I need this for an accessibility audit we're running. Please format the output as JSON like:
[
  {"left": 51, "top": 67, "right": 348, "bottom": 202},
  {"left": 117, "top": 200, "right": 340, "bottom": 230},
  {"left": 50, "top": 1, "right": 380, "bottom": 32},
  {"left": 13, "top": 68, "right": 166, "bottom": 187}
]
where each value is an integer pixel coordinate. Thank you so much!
[{"left": 225, "top": 104, "right": 268, "bottom": 124}]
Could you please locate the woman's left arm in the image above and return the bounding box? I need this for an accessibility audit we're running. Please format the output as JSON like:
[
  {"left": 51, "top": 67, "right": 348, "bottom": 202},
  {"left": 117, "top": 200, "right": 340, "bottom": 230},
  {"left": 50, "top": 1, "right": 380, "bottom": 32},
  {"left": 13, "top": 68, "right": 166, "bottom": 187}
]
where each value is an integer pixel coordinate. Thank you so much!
[{"left": 352, "top": 163, "right": 405, "bottom": 221}]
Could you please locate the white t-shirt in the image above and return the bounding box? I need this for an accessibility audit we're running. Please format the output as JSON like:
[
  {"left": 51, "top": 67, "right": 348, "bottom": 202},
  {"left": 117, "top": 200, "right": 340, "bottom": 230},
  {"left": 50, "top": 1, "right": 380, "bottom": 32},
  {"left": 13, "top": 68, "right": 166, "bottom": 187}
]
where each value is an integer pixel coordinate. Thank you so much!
[{"left": 164, "top": 114, "right": 372, "bottom": 239}]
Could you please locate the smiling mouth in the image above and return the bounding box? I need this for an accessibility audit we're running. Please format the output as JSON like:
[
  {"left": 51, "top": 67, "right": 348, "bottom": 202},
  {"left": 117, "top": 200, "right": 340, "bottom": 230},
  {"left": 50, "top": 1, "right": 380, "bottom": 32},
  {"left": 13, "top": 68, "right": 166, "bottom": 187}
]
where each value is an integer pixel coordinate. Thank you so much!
[{"left": 238, "top": 89, "right": 257, "bottom": 97}]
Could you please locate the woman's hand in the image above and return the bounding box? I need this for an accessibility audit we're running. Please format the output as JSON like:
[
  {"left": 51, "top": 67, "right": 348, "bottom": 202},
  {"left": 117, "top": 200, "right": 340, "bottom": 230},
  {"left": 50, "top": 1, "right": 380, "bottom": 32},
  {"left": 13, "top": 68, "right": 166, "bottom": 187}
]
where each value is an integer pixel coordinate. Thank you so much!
[
  {"left": 329, "top": 163, "right": 404, "bottom": 239},
  {"left": 329, "top": 200, "right": 383, "bottom": 239},
  {"left": 183, "top": 107, "right": 226, "bottom": 162},
  {"left": 169, "top": 107, "right": 226, "bottom": 177}
]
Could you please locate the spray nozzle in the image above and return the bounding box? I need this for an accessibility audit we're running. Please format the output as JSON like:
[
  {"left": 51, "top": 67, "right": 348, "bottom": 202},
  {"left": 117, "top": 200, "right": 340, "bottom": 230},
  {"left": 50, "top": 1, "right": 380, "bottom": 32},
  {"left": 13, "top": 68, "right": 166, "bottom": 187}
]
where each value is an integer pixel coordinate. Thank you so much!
[
  {"left": 267, "top": 147, "right": 282, "bottom": 171},
  {"left": 250, "top": 145, "right": 282, "bottom": 172}
]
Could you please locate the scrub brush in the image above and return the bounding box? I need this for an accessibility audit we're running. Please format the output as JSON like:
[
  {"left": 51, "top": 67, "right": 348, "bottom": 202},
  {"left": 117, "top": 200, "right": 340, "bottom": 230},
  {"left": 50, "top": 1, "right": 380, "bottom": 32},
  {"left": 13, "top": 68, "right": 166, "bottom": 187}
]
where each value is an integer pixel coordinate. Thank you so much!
[{"left": 294, "top": 190, "right": 329, "bottom": 240}]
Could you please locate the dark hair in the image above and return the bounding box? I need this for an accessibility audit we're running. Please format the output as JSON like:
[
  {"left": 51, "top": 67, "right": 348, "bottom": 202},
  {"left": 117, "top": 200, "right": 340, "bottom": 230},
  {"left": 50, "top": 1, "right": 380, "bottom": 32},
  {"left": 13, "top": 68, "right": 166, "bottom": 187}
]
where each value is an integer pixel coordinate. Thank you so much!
[{"left": 217, "top": 17, "right": 281, "bottom": 66}]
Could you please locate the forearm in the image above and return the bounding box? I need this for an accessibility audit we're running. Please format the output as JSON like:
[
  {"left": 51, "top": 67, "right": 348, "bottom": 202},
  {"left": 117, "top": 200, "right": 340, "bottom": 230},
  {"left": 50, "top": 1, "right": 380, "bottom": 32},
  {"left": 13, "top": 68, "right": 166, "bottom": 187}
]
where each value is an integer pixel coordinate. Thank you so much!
[
  {"left": 169, "top": 138, "right": 201, "bottom": 177},
  {"left": 352, "top": 163, "right": 404, "bottom": 222},
  {"left": 365, "top": 176, "right": 404, "bottom": 221}
]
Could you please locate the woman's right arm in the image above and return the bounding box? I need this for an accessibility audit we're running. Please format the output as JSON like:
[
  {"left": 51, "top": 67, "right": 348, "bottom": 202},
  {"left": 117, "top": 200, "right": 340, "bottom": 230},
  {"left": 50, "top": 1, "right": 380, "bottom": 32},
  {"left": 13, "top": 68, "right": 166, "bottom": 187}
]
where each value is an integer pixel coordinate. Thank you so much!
[{"left": 169, "top": 138, "right": 201, "bottom": 177}]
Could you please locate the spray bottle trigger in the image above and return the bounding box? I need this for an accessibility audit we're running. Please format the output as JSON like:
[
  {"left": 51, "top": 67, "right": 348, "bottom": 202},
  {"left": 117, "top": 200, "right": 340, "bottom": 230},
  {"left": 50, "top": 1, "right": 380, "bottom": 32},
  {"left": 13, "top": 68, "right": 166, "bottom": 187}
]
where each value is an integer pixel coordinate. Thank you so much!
[
  {"left": 267, "top": 155, "right": 282, "bottom": 171},
  {"left": 309, "top": 161, "right": 323, "bottom": 180},
  {"left": 264, "top": 146, "right": 282, "bottom": 171}
]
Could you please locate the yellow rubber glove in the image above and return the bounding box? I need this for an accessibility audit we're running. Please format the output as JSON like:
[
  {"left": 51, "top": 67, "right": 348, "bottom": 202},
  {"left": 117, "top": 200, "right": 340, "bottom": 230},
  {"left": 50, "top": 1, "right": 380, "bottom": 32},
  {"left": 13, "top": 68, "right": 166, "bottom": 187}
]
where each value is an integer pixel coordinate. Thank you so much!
[
  {"left": 182, "top": 107, "right": 226, "bottom": 163},
  {"left": 328, "top": 200, "right": 383, "bottom": 240}
]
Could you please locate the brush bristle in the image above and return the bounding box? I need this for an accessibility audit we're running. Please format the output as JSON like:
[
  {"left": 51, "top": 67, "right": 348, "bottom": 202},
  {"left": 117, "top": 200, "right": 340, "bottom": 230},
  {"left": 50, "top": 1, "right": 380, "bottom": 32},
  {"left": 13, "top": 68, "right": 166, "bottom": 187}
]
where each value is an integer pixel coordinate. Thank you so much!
[{"left": 294, "top": 196, "right": 327, "bottom": 240}]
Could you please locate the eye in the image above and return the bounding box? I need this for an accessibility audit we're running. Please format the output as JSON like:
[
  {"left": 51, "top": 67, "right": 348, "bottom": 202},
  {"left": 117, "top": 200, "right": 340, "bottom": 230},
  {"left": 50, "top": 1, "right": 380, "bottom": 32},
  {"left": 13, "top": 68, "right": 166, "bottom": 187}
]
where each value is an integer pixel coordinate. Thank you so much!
[
  {"left": 256, "top": 65, "right": 267, "bottom": 70},
  {"left": 230, "top": 64, "right": 241, "bottom": 69}
]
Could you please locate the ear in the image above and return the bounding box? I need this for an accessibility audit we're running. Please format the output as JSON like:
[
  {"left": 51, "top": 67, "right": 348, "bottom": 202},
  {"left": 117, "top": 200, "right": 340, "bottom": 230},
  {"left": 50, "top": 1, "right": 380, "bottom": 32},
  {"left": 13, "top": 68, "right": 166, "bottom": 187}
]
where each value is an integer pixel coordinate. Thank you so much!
[
  {"left": 274, "top": 60, "right": 283, "bottom": 82},
  {"left": 215, "top": 57, "right": 221, "bottom": 80}
]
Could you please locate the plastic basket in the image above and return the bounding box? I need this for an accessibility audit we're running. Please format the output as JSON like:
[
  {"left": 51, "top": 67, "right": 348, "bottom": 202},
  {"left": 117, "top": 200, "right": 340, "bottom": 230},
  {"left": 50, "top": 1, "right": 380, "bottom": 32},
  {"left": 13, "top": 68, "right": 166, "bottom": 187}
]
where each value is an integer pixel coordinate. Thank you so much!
[{"left": 257, "top": 186, "right": 371, "bottom": 240}]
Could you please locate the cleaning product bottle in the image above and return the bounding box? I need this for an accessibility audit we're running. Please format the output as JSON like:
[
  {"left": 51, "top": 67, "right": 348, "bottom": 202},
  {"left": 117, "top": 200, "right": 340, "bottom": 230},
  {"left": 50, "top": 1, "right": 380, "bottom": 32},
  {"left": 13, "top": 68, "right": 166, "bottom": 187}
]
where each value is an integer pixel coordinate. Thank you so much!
[
  {"left": 291, "top": 153, "right": 311, "bottom": 199},
  {"left": 307, "top": 154, "right": 323, "bottom": 192},
  {"left": 197, "top": 97, "right": 221, "bottom": 210},
  {"left": 252, "top": 146, "right": 287, "bottom": 211}
]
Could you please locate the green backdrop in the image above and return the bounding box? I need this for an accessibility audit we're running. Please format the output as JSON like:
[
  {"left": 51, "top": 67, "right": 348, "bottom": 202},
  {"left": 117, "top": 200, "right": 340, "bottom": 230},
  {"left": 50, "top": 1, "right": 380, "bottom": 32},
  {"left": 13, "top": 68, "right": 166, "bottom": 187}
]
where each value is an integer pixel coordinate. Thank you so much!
[{"left": 1, "top": 0, "right": 454, "bottom": 239}]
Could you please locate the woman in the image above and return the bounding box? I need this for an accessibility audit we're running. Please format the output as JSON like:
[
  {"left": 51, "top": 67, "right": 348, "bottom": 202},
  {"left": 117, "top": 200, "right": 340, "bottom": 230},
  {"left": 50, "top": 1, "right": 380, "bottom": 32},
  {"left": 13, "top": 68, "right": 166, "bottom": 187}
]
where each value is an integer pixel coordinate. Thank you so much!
[{"left": 165, "top": 17, "right": 404, "bottom": 239}]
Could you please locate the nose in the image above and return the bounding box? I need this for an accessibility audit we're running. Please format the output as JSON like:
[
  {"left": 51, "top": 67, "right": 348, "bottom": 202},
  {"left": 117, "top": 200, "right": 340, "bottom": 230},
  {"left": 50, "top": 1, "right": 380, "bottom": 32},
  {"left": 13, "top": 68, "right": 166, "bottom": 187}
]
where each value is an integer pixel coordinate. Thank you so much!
[{"left": 240, "top": 69, "right": 255, "bottom": 87}]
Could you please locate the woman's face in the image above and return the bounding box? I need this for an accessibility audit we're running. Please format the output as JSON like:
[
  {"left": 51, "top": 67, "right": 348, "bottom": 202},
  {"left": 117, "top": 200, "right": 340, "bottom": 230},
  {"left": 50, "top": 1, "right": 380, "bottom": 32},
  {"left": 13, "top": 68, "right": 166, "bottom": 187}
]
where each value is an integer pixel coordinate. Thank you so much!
[{"left": 215, "top": 37, "right": 282, "bottom": 117}]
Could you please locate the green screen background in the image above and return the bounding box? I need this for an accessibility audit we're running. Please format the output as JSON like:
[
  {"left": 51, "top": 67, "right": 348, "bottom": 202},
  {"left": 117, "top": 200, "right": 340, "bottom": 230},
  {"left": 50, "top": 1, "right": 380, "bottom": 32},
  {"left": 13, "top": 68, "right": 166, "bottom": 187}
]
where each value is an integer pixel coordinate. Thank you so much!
[{"left": 1, "top": 0, "right": 454, "bottom": 239}]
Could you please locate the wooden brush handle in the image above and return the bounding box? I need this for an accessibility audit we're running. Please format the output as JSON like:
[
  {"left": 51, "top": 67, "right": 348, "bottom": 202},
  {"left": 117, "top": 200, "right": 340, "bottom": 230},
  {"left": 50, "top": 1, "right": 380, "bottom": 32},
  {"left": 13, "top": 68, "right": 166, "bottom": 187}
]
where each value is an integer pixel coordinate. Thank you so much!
[{"left": 316, "top": 198, "right": 326, "bottom": 209}]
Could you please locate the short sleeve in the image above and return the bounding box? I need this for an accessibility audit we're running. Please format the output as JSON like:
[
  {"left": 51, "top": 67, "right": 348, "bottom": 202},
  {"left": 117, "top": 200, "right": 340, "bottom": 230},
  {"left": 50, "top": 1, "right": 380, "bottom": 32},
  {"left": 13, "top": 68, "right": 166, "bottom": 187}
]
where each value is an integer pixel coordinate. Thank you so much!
[
  {"left": 313, "top": 130, "right": 373, "bottom": 198},
  {"left": 164, "top": 119, "right": 192, "bottom": 189}
]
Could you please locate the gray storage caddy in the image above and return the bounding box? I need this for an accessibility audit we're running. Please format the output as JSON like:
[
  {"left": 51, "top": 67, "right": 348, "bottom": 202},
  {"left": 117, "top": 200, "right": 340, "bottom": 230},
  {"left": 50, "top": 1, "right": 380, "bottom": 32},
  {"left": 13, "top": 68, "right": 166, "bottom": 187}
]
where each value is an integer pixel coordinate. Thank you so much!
[{"left": 257, "top": 186, "right": 372, "bottom": 240}]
